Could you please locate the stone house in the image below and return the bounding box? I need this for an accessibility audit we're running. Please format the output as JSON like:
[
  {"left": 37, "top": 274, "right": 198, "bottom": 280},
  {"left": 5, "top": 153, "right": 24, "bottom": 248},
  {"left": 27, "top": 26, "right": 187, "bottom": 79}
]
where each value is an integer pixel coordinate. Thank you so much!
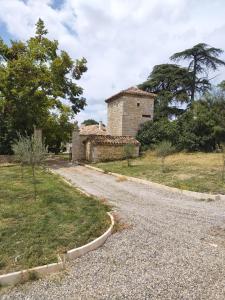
[{"left": 72, "top": 87, "right": 155, "bottom": 162}]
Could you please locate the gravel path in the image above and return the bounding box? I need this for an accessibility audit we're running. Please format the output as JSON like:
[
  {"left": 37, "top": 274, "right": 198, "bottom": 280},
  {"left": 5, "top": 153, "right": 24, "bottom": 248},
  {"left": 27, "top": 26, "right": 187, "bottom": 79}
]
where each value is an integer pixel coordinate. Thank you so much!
[{"left": 3, "top": 165, "right": 225, "bottom": 300}]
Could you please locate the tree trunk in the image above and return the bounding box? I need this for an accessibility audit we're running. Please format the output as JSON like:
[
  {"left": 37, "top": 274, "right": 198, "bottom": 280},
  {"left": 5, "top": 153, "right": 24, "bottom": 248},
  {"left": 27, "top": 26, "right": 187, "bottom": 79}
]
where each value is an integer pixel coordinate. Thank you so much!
[
  {"left": 20, "top": 163, "right": 24, "bottom": 180},
  {"left": 127, "top": 158, "right": 130, "bottom": 167},
  {"left": 162, "top": 157, "right": 165, "bottom": 172},
  {"left": 191, "top": 57, "right": 197, "bottom": 101},
  {"left": 32, "top": 164, "right": 37, "bottom": 200},
  {"left": 222, "top": 153, "right": 225, "bottom": 181}
]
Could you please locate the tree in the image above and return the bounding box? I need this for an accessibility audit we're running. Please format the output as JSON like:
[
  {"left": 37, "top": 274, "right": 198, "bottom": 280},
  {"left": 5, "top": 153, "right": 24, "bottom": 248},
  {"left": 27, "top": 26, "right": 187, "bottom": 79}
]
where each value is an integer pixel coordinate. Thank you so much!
[
  {"left": 176, "top": 106, "right": 215, "bottom": 152},
  {"left": 174, "top": 89, "right": 225, "bottom": 152},
  {"left": 13, "top": 133, "right": 48, "bottom": 200},
  {"left": 44, "top": 105, "right": 74, "bottom": 154},
  {"left": 0, "top": 18, "right": 87, "bottom": 154},
  {"left": 170, "top": 43, "right": 225, "bottom": 101},
  {"left": 123, "top": 144, "right": 135, "bottom": 166},
  {"left": 220, "top": 143, "right": 225, "bottom": 181},
  {"left": 140, "top": 64, "right": 193, "bottom": 119},
  {"left": 137, "top": 119, "right": 179, "bottom": 150},
  {"left": 12, "top": 134, "right": 30, "bottom": 179},
  {"left": 82, "top": 119, "right": 99, "bottom": 126},
  {"left": 218, "top": 80, "right": 225, "bottom": 91},
  {"left": 137, "top": 86, "right": 225, "bottom": 152},
  {"left": 155, "top": 141, "right": 175, "bottom": 172}
]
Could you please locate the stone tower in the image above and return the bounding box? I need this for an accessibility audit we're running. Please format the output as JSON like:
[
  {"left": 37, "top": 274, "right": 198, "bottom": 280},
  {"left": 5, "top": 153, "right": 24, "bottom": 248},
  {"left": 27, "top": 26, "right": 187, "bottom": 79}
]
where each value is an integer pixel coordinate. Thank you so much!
[{"left": 105, "top": 87, "right": 155, "bottom": 137}]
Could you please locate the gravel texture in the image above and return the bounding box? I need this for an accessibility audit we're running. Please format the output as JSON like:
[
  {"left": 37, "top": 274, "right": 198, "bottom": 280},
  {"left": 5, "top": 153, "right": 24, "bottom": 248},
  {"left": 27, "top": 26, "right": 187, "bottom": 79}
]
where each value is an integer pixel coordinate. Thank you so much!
[{"left": 2, "top": 164, "right": 225, "bottom": 299}]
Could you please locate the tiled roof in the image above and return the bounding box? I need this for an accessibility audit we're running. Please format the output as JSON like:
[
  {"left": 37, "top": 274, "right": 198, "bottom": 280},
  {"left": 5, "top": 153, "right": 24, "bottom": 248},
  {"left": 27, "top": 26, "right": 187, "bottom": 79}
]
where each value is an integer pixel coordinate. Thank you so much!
[
  {"left": 105, "top": 86, "right": 156, "bottom": 103},
  {"left": 79, "top": 124, "right": 107, "bottom": 135},
  {"left": 84, "top": 135, "right": 140, "bottom": 146}
]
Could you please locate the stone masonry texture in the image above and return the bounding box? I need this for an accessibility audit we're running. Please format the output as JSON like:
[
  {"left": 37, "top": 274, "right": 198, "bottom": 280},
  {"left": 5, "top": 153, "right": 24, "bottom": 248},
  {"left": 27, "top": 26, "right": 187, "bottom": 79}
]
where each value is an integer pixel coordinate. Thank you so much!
[{"left": 107, "top": 95, "right": 154, "bottom": 137}]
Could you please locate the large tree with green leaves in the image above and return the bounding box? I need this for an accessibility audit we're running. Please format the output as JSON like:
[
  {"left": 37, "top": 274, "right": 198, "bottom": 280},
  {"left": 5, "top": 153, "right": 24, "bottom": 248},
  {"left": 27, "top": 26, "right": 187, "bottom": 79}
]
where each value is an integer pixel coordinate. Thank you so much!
[
  {"left": 170, "top": 43, "right": 225, "bottom": 101},
  {"left": 43, "top": 105, "right": 74, "bottom": 154},
  {"left": 219, "top": 80, "right": 225, "bottom": 91},
  {"left": 137, "top": 86, "right": 225, "bottom": 152},
  {"left": 0, "top": 18, "right": 87, "bottom": 154},
  {"left": 82, "top": 119, "right": 99, "bottom": 126},
  {"left": 140, "top": 64, "right": 192, "bottom": 119}
]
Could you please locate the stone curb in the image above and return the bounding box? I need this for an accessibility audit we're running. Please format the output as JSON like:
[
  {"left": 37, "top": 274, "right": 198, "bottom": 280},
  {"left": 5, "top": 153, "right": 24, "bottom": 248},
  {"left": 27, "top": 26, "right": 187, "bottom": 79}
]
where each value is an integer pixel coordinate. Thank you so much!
[
  {"left": 84, "top": 164, "right": 223, "bottom": 201},
  {"left": 0, "top": 170, "right": 115, "bottom": 286},
  {"left": 0, "top": 257, "right": 64, "bottom": 286},
  {"left": 66, "top": 212, "right": 114, "bottom": 260}
]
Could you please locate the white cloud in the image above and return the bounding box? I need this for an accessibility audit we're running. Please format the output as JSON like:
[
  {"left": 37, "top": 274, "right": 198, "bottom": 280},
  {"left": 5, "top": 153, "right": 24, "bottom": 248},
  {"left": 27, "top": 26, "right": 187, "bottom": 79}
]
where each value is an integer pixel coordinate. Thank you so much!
[{"left": 0, "top": 0, "right": 225, "bottom": 124}]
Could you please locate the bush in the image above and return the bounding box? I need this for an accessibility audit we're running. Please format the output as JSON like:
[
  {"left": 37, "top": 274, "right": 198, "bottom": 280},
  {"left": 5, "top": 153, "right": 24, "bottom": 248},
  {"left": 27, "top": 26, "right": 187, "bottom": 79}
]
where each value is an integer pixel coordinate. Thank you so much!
[
  {"left": 12, "top": 133, "right": 48, "bottom": 200},
  {"left": 137, "top": 119, "right": 179, "bottom": 149},
  {"left": 123, "top": 144, "right": 136, "bottom": 166},
  {"left": 155, "top": 140, "right": 175, "bottom": 171},
  {"left": 136, "top": 93, "right": 225, "bottom": 153}
]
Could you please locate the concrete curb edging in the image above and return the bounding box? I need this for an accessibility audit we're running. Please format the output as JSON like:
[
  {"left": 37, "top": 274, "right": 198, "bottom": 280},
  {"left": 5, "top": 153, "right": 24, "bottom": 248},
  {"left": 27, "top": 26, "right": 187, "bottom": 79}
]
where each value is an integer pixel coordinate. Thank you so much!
[
  {"left": 84, "top": 164, "right": 223, "bottom": 201},
  {"left": 0, "top": 257, "right": 64, "bottom": 286},
  {"left": 66, "top": 212, "right": 114, "bottom": 260}
]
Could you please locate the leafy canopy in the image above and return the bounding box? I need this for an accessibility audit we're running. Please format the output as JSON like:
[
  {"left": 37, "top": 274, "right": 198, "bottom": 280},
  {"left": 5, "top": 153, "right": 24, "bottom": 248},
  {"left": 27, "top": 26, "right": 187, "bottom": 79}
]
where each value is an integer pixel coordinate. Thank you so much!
[
  {"left": 137, "top": 87, "right": 225, "bottom": 152},
  {"left": 140, "top": 43, "right": 225, "bottom": 120},
  {"left": 82, "top": 119, "right": 99, "bottom": 126},
  {"left": 140, "top": 64, "right": 192, "bottom": 119},
  {"left": 0, "top": 18, "right": 87, "bottom": 153},
  {"left": 170, "top": 43, "right": 225, "bottom": 101}
]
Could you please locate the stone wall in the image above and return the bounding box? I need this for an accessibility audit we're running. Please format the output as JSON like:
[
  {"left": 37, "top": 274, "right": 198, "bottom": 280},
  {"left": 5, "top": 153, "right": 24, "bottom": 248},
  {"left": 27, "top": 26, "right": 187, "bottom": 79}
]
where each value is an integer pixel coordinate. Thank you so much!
[
  {"left": 107, "top": 95, "right": 154, "bottom": 137},
  {"left": 85, "top": 140, "right": 92, "bottom": 161},
  {"left": 90, "top": 144, "right": 139, "bottom": 163},
  {"left": 122, "top": 96, "right": 154, "bottom": 137},
  {"left": 72, "top": 131, "right": 86, "bottom": 162},
  {"left": 107, "top": 98, "right": 124, "bottom": 136}
]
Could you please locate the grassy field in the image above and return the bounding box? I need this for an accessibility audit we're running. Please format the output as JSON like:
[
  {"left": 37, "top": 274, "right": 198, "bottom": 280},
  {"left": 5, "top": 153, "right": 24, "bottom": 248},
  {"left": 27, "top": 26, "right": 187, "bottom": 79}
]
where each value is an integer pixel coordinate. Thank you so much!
[
  {"left": 95, "top": 151, "right": 225, "bottom": 194},
  {"left": 0, "top": 165, "right": 110, "bottom": 275}
]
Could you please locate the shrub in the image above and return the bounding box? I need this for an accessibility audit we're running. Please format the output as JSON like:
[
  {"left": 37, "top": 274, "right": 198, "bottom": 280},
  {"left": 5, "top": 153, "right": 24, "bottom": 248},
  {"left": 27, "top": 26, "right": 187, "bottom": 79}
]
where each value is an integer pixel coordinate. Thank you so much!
[
  {"left": 123, "top": 144, "right": 136, "bottom": 166},
  {"left": 13, "top": 133, "right": 48, "bottom": 199},
  {"left": 137, "top": 119, "right": 179, "bottom": 150},
  {"left": 220, "top": 143, "right": 225, "bottom": 181},
  {"left": 155, "top": 140, "right": 175, "bottom": 172}
]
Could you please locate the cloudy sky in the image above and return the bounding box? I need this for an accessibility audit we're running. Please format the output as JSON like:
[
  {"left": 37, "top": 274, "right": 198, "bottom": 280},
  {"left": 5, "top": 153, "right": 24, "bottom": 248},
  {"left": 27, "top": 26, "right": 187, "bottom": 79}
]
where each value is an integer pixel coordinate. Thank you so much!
[{"left": 0, "top": 0, "right": 225, "bottom": 124}]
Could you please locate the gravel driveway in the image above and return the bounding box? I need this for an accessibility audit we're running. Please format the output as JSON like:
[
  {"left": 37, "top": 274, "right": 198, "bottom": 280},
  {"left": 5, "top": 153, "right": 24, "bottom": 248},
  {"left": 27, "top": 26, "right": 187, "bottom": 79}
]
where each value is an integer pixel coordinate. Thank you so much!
[{"left": 3, "top": 164, "right": 225, "bottom": 300}]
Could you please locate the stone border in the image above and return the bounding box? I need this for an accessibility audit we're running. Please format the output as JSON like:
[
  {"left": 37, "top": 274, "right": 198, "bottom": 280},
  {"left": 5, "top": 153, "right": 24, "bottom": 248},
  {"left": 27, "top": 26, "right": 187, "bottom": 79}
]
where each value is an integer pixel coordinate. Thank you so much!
[
  {"left": 84, "top": 164, "right": 223, "bottom": 201},
  {"left": 66, "top": 212, "right": 114, "bottom": 260},
  {"left": 0, "top": 256, "right": 64, "bottom": 286},
  {"left": 0, "top": 170, "right": 114, "bottom": 287}
]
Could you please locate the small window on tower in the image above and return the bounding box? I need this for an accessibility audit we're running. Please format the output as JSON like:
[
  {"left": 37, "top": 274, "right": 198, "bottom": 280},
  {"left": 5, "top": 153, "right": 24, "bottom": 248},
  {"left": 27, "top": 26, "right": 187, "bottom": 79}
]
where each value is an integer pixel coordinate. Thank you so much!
[{"left": 137, "top": 102, "right": 140, "bottom": 107}]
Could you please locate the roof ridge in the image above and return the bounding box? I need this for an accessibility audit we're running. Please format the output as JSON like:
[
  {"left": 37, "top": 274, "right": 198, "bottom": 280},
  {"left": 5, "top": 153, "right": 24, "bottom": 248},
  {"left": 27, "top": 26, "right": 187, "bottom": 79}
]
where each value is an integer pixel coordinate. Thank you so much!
[
  {"left": 84, "top": 135, "right": 140, "bottom": 145},
  {"left": 105, "top": 86, "right": 156, "bottom": 103}
]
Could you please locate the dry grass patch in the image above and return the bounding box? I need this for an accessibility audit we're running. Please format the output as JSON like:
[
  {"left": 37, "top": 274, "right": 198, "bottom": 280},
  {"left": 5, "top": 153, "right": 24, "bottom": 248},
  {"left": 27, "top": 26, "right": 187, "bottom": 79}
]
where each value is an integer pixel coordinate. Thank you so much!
[
  {"left": 116, "top": 176, "right": 127, "bottom": 182},
  {"left": 95, "top": 151, "right": 225, "bottom": 194},
  {"left": 112, "top": 212, "right": 132, "bottom": 233}
]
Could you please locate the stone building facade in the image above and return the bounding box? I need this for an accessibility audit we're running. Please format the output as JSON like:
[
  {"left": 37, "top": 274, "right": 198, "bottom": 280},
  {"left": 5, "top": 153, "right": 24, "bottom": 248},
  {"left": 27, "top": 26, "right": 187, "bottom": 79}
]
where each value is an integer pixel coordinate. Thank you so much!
[
  {"left": 106, "top": 87, "right": 155, "bottom": 137},
  {"left": 72, "top": 87, "right": 155, "bottom": 162},
  {"left": 84, "top": 135, "right": 140, "bottom": 163}
]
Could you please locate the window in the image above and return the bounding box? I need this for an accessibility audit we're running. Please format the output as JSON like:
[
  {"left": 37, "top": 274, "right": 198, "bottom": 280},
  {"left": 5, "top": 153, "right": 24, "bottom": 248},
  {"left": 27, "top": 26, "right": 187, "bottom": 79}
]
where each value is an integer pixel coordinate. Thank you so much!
[
  {"left": 137, "top": 102, "right": 140, "bottom": 107},
  {"left": 142, "top": 114, "right": 151, "bottom": 118}
]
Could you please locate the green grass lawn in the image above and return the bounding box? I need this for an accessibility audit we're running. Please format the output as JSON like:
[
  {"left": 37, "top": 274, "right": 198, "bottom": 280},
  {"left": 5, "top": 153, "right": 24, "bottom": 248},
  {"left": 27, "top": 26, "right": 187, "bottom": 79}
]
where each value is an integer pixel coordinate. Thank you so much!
[
  {"left": 95, "top": 151, "right": 225, "bottom": 194},
  {"left": 0, "top": 165, "right": 110, "bottom": 274}
]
